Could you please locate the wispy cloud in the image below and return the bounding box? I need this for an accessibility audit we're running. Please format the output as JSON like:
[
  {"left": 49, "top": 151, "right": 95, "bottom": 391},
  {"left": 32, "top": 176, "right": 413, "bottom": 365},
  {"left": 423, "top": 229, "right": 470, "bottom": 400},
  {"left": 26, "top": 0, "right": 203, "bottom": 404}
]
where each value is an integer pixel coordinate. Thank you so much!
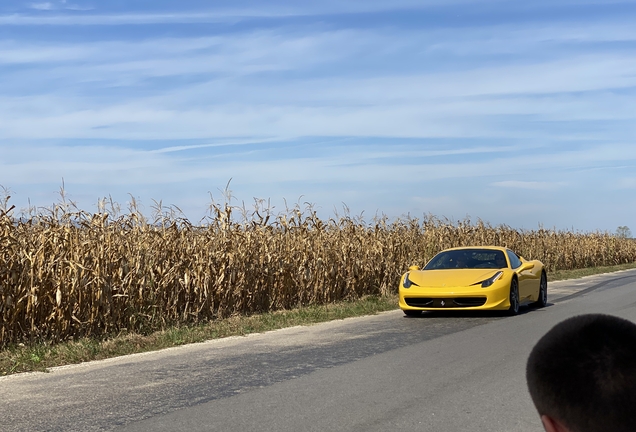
[
  {"left": 60, "top": 0, "right": 94, "bottom": 11},
  {"left": 29, "top": 2, "right": 54, "bottom": 10},
  {"left": 617, "top": 178, "right": 636, "bottom": 189},
  {"left": 150, "top": 138, "right": 282, "bottom": 154},
  {"left": 27, "top": 1, "right": 91, "bottom": 11},
  {"left": 491, "top": 181, "right": 563, "bottom": 190},
  {"left": 1, "top": 21, "right": 636, "bottom": 142},
  {"left": 5, "top": 0, "right": 495, "bottom": 26},
  {"left": 0, "top": 12, "right": 234, "bottom": 26}
]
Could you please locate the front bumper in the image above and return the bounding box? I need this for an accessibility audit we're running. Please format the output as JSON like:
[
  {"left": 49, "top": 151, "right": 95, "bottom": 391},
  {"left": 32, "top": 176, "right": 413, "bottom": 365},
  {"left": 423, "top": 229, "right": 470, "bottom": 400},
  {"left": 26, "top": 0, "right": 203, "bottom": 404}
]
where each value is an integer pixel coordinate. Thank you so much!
[{"left": 399, "top": 281, "right": 510, "bottom": 311}]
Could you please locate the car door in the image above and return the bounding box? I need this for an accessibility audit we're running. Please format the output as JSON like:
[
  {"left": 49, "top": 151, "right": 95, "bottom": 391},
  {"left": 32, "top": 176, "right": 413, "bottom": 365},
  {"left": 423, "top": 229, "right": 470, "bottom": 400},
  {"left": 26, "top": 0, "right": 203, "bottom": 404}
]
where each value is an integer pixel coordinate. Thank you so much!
[{"left": 506, "top": 249, "right": 535, "bottom": 302}]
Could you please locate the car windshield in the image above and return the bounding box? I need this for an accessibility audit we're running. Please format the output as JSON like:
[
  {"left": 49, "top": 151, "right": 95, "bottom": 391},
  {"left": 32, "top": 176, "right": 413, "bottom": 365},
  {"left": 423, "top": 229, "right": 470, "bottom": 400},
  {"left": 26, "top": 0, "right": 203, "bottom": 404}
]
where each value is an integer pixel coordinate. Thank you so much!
[{"left": 424, "top": 249, "right": 508, "bottom": 270}]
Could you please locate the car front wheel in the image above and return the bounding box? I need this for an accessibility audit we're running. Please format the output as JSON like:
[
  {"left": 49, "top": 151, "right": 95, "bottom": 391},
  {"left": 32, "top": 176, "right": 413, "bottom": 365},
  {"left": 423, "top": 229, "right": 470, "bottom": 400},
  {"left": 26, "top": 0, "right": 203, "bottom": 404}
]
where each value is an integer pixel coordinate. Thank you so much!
[
  {"left": 507, "top": 278, "right": 520, "bottom": 316},
  {"left": 532, "top": 272, "right": 548, "bottom": 308}
]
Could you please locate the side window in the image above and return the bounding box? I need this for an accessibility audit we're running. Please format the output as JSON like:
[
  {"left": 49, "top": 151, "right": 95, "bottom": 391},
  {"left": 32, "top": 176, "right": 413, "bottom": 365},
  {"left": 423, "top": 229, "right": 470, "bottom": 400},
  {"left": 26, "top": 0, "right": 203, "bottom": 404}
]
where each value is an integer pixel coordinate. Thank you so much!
[{"left": 506, "top": 250, "right": 522, "bottom": 269}]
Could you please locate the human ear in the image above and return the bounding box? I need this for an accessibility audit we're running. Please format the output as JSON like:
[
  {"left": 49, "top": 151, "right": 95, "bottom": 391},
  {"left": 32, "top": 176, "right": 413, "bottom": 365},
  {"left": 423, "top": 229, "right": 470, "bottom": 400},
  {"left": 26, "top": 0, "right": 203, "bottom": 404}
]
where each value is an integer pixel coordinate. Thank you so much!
[{"left": 541, "top": 415, "right": 571, "bottom": 432}]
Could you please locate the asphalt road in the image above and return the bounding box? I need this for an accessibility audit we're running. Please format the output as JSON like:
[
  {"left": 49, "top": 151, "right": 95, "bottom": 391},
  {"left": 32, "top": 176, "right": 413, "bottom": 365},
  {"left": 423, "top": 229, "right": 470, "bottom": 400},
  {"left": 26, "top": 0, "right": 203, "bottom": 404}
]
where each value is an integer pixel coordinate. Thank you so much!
[{"left": 2, "top": 269, "right": 636, "bottom": 432}]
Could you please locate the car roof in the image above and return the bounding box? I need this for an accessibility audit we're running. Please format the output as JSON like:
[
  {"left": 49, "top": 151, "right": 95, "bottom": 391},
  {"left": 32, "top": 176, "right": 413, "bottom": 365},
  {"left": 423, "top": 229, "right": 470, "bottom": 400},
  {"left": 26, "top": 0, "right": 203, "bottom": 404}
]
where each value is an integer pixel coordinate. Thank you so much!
[{"left": 440, "top": 246, "right": 509, "bottom": 253}]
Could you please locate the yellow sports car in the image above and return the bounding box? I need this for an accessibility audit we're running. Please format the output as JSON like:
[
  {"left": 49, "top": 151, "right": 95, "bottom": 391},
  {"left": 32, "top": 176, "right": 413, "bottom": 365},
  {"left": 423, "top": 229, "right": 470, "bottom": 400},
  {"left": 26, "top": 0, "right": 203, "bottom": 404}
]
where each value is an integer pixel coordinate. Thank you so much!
[{"left": 399, "top": 246, "right": 547, "bottom": 316}]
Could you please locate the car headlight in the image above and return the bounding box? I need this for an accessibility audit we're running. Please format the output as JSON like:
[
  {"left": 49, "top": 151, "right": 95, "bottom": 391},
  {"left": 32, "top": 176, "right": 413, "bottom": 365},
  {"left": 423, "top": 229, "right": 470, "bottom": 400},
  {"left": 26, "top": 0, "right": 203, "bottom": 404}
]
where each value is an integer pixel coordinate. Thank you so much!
[
  {"left": 403, "top": 273, "right": 418, "bottom": 288},
  {"left": 479, "top": 271, "right": 503, "bottom": 288}
]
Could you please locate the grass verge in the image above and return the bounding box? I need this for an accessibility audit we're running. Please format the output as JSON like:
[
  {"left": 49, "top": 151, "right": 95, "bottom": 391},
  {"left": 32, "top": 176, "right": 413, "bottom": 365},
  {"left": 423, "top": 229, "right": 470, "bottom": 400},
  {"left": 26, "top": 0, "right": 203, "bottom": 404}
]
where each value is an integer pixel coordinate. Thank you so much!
[
  {"left": 548, "top": 262, "right": 636, "bottom": 281},
  {"left": 2, "top": 262, "right": 636, "bottom": 377}
]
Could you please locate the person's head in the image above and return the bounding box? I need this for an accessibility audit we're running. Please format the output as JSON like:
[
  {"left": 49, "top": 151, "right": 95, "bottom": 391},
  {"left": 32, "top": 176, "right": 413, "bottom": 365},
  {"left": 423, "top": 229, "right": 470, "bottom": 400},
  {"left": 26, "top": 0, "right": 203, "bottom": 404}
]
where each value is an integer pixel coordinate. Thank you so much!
[{"left": 526, "top": 314, "right": 636, "bottom": 432}]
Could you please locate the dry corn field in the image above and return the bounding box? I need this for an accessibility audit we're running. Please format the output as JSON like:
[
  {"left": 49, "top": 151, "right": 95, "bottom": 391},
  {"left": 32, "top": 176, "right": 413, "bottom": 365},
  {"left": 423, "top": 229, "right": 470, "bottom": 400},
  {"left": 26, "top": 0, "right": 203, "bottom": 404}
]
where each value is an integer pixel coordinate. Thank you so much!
[{"left": 1, "top": 199, "right": 635, "bottom": 348}]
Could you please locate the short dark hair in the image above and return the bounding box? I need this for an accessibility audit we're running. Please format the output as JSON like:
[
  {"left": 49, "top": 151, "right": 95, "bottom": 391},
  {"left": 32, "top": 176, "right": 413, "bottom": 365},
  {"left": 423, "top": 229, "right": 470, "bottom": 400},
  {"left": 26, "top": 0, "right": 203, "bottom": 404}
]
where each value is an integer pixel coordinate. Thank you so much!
[{"left": 526, "top": 314, "right": 636, "bottom": 432}]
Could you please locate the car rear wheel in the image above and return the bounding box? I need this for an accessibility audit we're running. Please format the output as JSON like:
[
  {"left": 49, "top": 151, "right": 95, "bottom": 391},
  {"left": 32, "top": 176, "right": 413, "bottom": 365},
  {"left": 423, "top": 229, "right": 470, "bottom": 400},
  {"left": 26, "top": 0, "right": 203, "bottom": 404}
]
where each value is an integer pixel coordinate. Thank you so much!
[
  {"left": 532, "top": 272, "right": 548, "bottom": 308},
  {"left": 403, "top": 309, "right": 422, "bottom": 317},
  {"left": 507, "top": 278, "right": 520, "bottom": 316}
]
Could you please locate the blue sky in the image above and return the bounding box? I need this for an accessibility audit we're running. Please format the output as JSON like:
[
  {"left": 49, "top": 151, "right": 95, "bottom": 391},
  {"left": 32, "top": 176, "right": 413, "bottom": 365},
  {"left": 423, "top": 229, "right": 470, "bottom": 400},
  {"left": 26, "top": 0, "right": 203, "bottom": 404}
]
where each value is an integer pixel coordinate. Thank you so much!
[{"left": 1, "top": 0, "right": 635, "bottom": 231}]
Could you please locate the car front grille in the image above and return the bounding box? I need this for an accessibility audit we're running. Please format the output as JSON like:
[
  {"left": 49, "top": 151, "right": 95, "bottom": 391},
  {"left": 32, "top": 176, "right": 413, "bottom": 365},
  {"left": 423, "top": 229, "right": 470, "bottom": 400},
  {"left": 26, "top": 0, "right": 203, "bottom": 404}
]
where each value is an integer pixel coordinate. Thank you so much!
[{"left": 404, "top": 297, "right": 487, "bottom": 308}]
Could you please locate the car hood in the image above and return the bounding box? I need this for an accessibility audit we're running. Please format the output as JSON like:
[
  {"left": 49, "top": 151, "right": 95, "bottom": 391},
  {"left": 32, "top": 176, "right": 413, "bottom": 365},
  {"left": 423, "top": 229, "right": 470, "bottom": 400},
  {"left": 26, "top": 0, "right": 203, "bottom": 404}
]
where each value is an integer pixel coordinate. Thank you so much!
[{"left": 408, "top": 269, "right": 502, "bottom": 287}]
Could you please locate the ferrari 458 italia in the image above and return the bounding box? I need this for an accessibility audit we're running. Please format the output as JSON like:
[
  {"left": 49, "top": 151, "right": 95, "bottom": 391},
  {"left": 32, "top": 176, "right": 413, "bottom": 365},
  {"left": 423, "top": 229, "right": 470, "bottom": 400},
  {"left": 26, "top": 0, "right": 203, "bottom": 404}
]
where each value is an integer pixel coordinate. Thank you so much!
[{"left": 399, "top": 246, "right": 547, "bottom": 316}]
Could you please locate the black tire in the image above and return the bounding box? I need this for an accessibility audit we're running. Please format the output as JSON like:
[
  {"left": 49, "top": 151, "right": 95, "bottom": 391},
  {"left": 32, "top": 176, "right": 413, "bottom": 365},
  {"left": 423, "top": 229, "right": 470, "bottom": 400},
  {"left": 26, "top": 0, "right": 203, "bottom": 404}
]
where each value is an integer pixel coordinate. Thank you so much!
[
  {"left": 532, "top": 272, "right": 548, "bottom": 308},
  {"left": 403, "top": 309, "right": 422, "bottom": 317},
  {"left": 507, "top": 278, "right": 520, "bottom": 316}
]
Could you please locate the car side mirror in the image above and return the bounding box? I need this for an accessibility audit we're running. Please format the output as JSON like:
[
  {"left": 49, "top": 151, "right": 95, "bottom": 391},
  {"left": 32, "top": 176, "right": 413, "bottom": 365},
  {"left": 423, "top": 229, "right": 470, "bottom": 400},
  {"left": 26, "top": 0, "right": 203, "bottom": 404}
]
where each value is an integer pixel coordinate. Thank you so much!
[
  {"left": 408, "top": 265, "right": 420, "bottom": 271},
  {"left": 518, "top": 262, "right": 534, "bottom": 272}
]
